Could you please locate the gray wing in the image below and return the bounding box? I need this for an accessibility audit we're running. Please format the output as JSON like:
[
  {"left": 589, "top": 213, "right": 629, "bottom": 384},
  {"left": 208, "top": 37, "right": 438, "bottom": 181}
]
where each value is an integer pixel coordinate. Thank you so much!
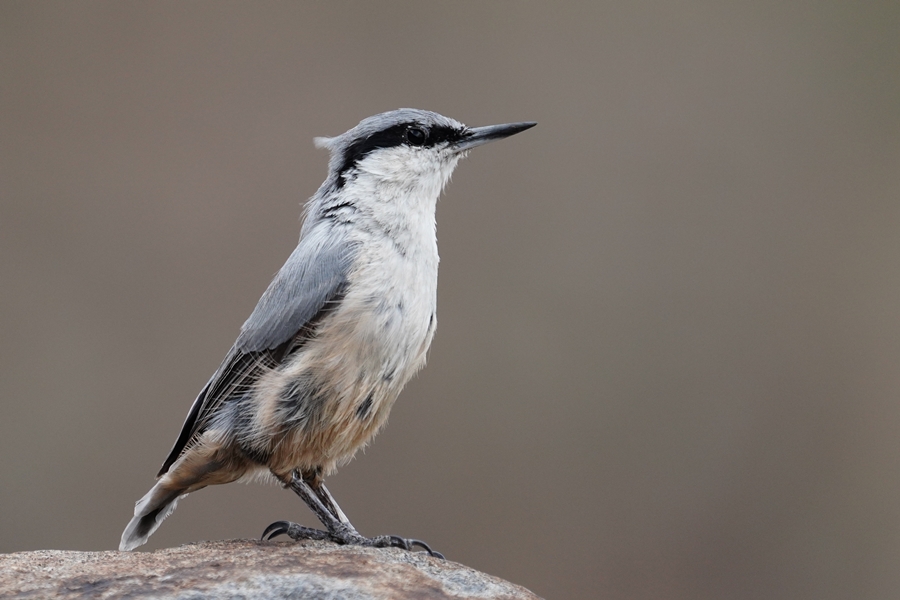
[
  {"left": 158, "top": 231, "right": 355, "bottom": 476},
  {"left": 235, "top": 230, "right": 353, "bottom": 353}
]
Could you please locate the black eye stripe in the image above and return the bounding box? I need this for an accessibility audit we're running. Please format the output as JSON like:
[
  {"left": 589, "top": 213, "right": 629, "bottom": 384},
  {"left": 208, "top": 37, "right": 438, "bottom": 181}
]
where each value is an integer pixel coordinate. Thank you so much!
[{"left": 334, "top": 123, "right": 464, "bottom": 188}]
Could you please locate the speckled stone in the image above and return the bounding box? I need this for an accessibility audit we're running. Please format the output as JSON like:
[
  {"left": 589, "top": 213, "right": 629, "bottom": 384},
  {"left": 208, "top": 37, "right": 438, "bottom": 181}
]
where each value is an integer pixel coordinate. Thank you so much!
[{"left": 0, "top": 539, "right": 542, "bottom": 599}]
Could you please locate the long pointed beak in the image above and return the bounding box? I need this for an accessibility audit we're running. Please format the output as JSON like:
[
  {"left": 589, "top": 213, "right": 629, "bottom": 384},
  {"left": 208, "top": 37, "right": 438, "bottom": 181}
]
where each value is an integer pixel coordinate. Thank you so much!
[{"left": 455, "top": 121, "right": 537, "bottom": 152}]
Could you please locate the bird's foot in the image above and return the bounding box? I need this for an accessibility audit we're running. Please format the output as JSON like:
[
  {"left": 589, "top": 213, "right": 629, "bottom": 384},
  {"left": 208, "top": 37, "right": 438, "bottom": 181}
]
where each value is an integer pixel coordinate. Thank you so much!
[
  {"left": 261, "top": 520, "right": 329, "bottom": 542},
  {"left": 262, "top": 520, "right": 444, "bottom": 559},
  {"left": 368, "top": 534, "right": 445, "bottom": 559}
]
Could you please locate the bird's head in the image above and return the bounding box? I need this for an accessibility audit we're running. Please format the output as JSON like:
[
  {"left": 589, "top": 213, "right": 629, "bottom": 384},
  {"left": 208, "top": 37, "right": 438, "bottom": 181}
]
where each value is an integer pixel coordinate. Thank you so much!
[{"left": 315, "top": 109, "right": 536, "bottom": 199}]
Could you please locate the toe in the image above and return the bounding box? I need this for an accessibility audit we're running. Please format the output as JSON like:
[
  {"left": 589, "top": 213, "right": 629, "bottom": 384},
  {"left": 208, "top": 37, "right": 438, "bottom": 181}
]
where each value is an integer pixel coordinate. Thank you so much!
[
  {"left": 406, "top": 538, "right": 444, "bottom": 559},
  {"left": 261, "top": 521, "right": 292, "bottom": 541}
]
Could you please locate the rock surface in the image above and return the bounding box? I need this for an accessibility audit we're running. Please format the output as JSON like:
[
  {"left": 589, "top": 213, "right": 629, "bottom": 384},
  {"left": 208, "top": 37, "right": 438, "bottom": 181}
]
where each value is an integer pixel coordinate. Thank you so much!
[{"left": 0, "top": 539, "right": 541, "bottom": 599}]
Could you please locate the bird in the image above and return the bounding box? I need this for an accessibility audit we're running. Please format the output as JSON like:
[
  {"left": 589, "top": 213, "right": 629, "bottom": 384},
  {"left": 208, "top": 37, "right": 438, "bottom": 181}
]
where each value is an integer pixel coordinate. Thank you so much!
[{"left": 119, "top": 108, "right": 536, "bottom": 556}]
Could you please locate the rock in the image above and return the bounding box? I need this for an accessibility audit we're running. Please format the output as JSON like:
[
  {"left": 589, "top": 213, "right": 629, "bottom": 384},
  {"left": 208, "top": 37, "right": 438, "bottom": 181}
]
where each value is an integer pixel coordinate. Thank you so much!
[{"left": 0, "top": 539, "right": 542, "bottom": 599}]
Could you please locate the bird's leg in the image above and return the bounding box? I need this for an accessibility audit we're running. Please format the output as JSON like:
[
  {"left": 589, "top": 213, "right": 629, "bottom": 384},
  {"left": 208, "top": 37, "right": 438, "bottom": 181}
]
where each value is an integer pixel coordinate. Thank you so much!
[
  {"left": 261, "top": 469, "right": 344, "bottom": 543},
  {"left": 313, "top": 482, "right": 353, "bottom": 527},
  {"left": 261, "top": 469, "right": 444, "bottom": 558}
]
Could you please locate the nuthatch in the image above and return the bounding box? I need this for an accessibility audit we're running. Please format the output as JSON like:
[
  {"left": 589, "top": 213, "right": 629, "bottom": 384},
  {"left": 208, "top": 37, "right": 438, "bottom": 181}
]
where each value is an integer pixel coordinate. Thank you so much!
[{"left": 120, "top": 109, "right": 535, "bottom": 555}]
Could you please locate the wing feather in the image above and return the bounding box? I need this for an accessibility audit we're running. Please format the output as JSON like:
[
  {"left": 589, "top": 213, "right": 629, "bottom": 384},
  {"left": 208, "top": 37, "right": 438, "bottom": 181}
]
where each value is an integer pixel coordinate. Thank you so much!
[{"left": 157, "top": 230, "right": 354, "bottom": 476}]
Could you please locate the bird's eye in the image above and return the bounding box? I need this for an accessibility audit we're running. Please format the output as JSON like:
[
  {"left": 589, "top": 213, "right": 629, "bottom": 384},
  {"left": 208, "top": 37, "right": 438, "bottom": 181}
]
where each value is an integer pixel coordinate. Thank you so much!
[{"left": 405, "top": 127, "right": 427, "bottom": 146}]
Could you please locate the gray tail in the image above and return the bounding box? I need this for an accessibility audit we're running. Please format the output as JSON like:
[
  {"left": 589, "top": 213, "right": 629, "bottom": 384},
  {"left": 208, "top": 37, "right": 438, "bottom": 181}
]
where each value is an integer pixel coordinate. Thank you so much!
[{"left": 119, "top": 479, "right": 186, "bottom": 551}]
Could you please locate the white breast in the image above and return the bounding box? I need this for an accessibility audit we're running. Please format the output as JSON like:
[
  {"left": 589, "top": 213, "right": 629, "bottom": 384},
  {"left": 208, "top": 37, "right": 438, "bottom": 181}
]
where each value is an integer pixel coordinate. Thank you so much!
[{"left": 338, "top": 177, "right": 441, "bottom": 388}]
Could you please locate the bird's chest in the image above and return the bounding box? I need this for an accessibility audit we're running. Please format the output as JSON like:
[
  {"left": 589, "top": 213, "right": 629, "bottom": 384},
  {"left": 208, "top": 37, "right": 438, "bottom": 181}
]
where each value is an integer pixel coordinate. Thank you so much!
[
  {"left": 328, "top": 171, "right": 443, "bottom": 368},
  {"left": 339, "top": 227, "right": 439, "bottom": 380}
]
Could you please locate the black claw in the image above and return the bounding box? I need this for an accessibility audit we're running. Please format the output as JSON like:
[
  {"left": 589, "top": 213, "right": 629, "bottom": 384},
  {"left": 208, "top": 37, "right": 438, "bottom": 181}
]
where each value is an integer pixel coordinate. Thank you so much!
[
  {"left": 262, "top": 520, "right": 292, "bottom": 540},
  {"left": 406, "top": 538, "right": 444, "bottom": 559},
  {"left": 381, "top": 535, "right": 443, "bottom": 558},
  {"left": 388, "top": 535, "right": 411, "bottom": 550}
]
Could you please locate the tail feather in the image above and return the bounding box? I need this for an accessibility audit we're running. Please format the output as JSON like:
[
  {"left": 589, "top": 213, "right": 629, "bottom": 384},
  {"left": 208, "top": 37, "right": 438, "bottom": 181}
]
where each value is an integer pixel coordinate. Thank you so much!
[
  {"left": 120, "top": 443, "right": 243, "bottom": 551},
  {"left": 119, "top": 481, "right": 185, "bottom": 551}
]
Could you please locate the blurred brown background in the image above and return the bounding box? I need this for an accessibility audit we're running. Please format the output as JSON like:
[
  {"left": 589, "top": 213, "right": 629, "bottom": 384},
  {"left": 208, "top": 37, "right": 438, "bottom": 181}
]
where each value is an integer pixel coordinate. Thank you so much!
[{"left": 2, "top": 2, "right": 899, "bottom": 599}]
